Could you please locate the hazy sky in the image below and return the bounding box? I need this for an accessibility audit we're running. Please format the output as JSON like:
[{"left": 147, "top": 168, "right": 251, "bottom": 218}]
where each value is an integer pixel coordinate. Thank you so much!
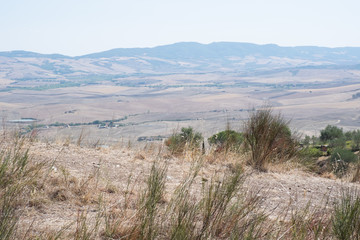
[{"left": 1, "top": 0, "right": 359, "bottom": 56}]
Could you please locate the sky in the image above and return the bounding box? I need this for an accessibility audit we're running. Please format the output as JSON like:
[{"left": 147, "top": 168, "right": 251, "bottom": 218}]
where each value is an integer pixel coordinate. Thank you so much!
[{"left": 1, "top": 0, "right": 359, "bottom": 56}]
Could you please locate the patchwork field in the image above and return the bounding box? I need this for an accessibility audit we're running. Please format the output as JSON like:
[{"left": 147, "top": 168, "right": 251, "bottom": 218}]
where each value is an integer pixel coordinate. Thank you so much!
[
  {"left": 1, "top": 43, "right": 360, "bottom": 144},
  {"left": 1, "top": 70, "right": 360, "bottom": 144}
]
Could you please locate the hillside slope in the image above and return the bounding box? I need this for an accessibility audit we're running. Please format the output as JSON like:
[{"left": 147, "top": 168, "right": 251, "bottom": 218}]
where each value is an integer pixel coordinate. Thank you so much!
[{"left": 16, "top": 140, "right": 360, "bottom": 238}]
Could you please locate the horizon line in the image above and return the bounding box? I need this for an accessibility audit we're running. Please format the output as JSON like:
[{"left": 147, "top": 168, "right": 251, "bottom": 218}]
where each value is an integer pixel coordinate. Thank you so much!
[{"left": 1, "top": 41, "right": 359, "bottom": 58}]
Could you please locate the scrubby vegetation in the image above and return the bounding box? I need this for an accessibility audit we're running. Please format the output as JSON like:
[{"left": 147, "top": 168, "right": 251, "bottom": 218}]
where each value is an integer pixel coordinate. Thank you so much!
[
  {"left": 243, "top": 107, "right": 298, "bottom": 171},
  {"left": 208, "top": 129, "right": 243, "bottom": 153},
  {"left": 165, "top": 127, "right": 203, "bottom": 155},
  {"left": 302, "top": 125, "right": 360, "bottom": 177},
  {"left": 332, "top": 190, "right": 360, "bottom": 239},
  {"left": 1, "top": 132, "right": 360, "bottom": 239},
  {"left": 162, "top": 108, "right": 359, "bottom": 177},
  {"left": 330, "top": 148, "right": 358, "bottom": 177},
  {"left": 2, "top": 106, "right": 360, "bottom": 239},
  {"left": 0, "top": 135, "right": 46, "bottom": 239}
]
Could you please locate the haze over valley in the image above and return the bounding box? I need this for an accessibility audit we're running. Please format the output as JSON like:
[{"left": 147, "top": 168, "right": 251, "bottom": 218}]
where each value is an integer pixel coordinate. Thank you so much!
[{"left": 1, "top": 42, "right": 360, "bottom": 143}]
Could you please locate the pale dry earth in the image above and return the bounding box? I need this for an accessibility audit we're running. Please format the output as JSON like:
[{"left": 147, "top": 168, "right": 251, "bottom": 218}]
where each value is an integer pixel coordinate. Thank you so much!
[{"left": 18, "top": 140, "right": 360, "bottom": 236}]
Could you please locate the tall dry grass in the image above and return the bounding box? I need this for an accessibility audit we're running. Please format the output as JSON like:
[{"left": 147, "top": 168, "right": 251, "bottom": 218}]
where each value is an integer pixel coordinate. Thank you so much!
[
  {"left": 243, "top": 107, "right": 299, "bottom": 172},
  {"left": 0, "top": 134, "right": 46, "bottom": 239},
  {"left": 2, "top": 131, "right": 360, "bottom": 239}
]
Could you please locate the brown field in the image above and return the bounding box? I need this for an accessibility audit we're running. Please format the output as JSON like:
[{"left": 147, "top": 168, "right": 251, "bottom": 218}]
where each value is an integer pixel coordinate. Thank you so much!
[
  {"left": 0, "top": 68, "right": 360, "bottom": 144},
  {"left": 1, "top": 69, "right": 360, "bottom": 238}
]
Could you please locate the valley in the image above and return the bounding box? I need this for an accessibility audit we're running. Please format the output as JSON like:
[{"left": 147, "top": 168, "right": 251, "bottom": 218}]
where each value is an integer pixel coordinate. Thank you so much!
[{"left": 1, "top": 42, "right": 360, "bottom": 144}]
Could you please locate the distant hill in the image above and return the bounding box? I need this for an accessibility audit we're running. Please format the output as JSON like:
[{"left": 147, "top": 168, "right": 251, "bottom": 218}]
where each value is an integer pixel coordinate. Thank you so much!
[
  {"left": 0, "top": 50, "right": 70, "bottom": 59},
  {"left": 79, "top": 42, "right": 360, "bottom": 64},
  {"left": 1, "top": 42, "right": 360, "bottom": 88},
  {"left": 1, "top": 42, "right": 360, "bottom": 63}
]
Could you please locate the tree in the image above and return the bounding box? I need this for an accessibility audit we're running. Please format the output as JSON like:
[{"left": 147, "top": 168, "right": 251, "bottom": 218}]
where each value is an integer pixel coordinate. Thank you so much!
[
  {"left": 320, "top": 125, "right": 344, "bottom": 143},
  {"left": 329, "top": 137, "right": 346, "bottom": 149},
  {"left": 302, "top": 135, "right": 311, "bottom": 146},
  {"left": 345, "top": 131, "right": 353, "bottom": 141},
  {"left": 311, "top": 136, "right": 319, "bottom": 145}
]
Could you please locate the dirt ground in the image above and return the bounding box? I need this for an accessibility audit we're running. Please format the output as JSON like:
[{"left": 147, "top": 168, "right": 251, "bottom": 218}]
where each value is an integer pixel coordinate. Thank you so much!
[{"left": 17, "top": 140, "right": 360, "bottom": 237}]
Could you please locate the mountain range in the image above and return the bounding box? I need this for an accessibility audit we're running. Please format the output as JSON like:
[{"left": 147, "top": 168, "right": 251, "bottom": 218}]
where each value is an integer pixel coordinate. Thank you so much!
[
  {"left": 2, "top": 42, "right": 360, "bottom": 62},
  {"left": 1, "top": 42, "right": 360, "bottom": 90}
]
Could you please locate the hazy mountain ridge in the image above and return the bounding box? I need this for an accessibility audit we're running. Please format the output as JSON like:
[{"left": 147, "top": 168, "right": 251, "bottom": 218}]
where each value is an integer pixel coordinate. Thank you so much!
[
  {"left": 1, "top": 42, "right": 360, "bottom": 90},
  {"left": 3, "top": 42, "right": 360, "bottom": 62},
  {"left": 79, "top": 42, "right": 360, "bottom": 63}
]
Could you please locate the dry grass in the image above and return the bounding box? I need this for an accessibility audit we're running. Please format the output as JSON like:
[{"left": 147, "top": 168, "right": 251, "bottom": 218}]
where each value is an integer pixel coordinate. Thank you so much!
[
  {"left": 1, "top": 131, "right": 360, "bottom": 239},
  {"left": 243, "top": 106, "right": 299, "bottom": 172}
]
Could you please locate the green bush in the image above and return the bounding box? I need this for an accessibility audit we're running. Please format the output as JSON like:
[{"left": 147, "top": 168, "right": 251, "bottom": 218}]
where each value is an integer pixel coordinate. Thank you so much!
[
  {"left": 352, "top": 130, "right": 360, "bottom": 151},
  {"left": 302, "top": 135, "right": 311, "bottom": 146},
  {"left": 299, "top": 147, "right": 323, "bottom": 158},
  {"left": 329, "top": 148, "right": 358, "bottom": 177},
  {"left": 320, "top": 125, "right": 344, "bottom": 142},
  {"left": 345, "top": 131, "right": 353, "bottom": 141},
  {"left": 165, "top": 127, "right": 203, "bottom": 155},
  {"left": 297, "top": 147, "right": 323, "bottom": 172},
  {"left": 329, "top": 137, "right": 346, "bottom": 149},
  {"left": 332, "top": 191, "right": 360, "bottom": 240},
  {"left": 208, "top": 130, "right": 243, "bottom": 152}
]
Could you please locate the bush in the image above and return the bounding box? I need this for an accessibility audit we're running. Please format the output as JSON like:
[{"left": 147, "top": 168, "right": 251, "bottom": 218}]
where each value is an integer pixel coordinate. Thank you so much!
[
  {"left": 299, "top": 147, "right": 323, "bottom": 158},
  {"left": 302, "top": 135, "right": 311, "bottom": 146},
  {"left": 329, "top": 137, "right": 346, "bottom": 149},
  {"left": 297, "top": 147, "right": 324, "bottom": 172},
  {"left": 332, "top": 191, "right": 360, "bottom": 239},
  {"left": 329, "top": 148, "right": 358, "bottom": 177},
  {"left": 345, "top": 131, "right": 353, "bottom": 141},
  {"left": 165, "top": 127, "right": 203, "bottom": 155},
  {"left": 243, "top": 107, "right": 298, "bottom": 171},
  {"left": 352, "top": 130, "right": 360, "bottom": 151},
  {"left": 208, "top": 130, "right": 243, "bottom": 152},
  {"left": 320, "top": 125, "right": 344, "bottom": 143}
]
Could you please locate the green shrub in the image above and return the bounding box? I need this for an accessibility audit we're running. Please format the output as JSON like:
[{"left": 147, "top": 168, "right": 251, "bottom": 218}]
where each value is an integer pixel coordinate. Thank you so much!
[
  {"left": 297, "top": 147, "right": 323, "bottom": 172},
  {"left": 332, "top": 191, "right": 360, "bottom": 240},
  {"left": 208, "top": 130, "right": 243, "bottom": 152},
  {"left": 329, "top": 137, "right": 346, "bottom": 149},
  {"left": 302, "top": 135, "right": 311, "bottom": 146},
  {"left": 311, "top": 136, "right": 320, "bottom": 146},
  {"left": 352, "top": 130, "right": 360, "bottom": 151},
  {"left": 345, "top": 131, "right": 353, "bottom": 141},
  {"left": 299, "top": 147, "right": 323, "bottom": 158},
  {"left": 243, "top": 107, "right": 298, "bottom": 171},
  {"left": 320, "top": 125, "right": 344, "bottom": 142},
  {"left": 165, "top": 127, "right": 203, "bottom": 155},
  {"left": 329, "top": 148, "right": 358, "bottom": 177}
]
